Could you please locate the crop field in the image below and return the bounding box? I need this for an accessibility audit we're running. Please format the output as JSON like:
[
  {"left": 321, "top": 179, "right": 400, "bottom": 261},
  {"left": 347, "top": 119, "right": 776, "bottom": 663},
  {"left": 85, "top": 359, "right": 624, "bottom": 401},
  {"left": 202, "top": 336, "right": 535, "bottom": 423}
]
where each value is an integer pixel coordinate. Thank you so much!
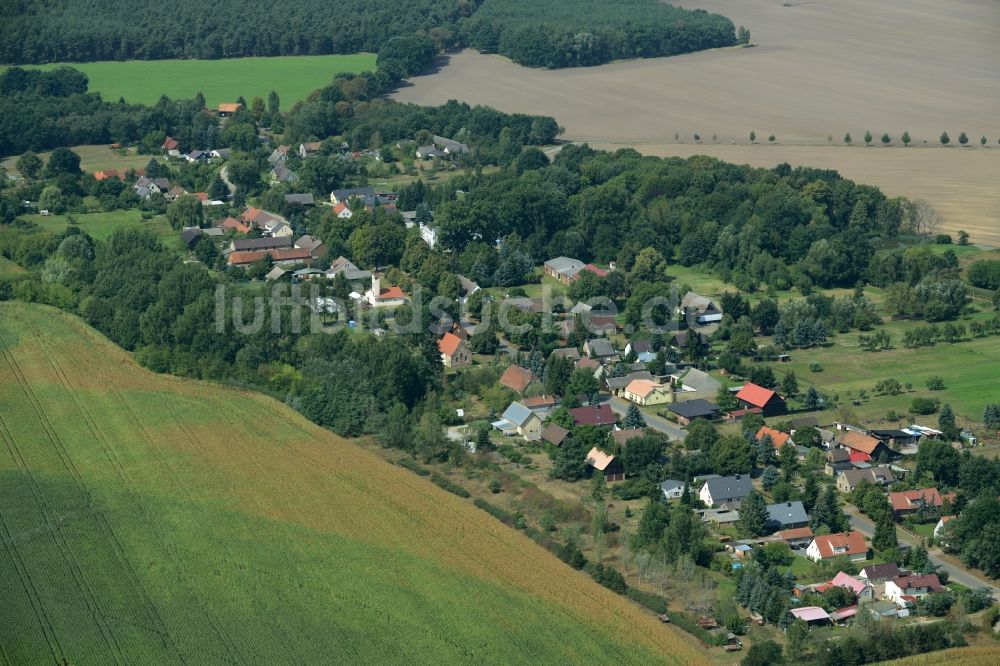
[
  {"left": 10, "top": 54, "right": 376, "bottom": 106},
  {"left": 394, "top": 0, "right": 1000, "bottom": 245},
  {"left": 0, "top": 302, "right": 705, "bottom": 665},
  {"left": 19, "top": 210, "right": 173, "bottom": 241},
  {"left": 885, "top": 647, "right": 1000, "bottom": 666}
]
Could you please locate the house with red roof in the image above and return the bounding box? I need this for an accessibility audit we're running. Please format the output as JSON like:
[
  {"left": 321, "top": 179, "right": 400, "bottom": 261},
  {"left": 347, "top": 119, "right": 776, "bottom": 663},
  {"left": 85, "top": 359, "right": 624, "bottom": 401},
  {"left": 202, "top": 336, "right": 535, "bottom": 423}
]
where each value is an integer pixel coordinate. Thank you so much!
[
  {"left": 838, "top": 429, "right": 897, "bottom": 461},
  {"left": 162, "top": 136, "right": 179, "bottom": 151},
  {"left": 888, "top": 488, "right": 946, "bottom": 518},
  {"left": 499, "top": 365, "right": 537, "bottom": 394},
  {"left": 364, "top": 275, "right": 406, "bottom": 308},
  {"left": 735, "top": 383, "right": 786, "bottom": 417},
  {"left": 806, "top": 531, "right": 867, "bottom": 563},
  {"left": 438, "top": 332, "right": 471, "bottom": 368},
  {"left": 825, "top": 571, "right": 874, "bottom": 601},
  {"left": 756, "top": 426, "right": 791, "bottom": 449},
  {"left": 571, "top": 404, "right": 616, "bottom": 428},
  {"left": 777, "top": 526, "right": 814, "bottom": 549}
]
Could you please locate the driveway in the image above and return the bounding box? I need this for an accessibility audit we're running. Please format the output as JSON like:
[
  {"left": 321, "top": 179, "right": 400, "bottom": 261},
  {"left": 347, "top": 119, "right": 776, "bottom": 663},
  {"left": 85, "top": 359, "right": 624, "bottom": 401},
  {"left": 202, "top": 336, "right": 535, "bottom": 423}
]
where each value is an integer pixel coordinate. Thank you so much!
[
  {"left": 843, "top": 504, "right": 999, "bottom": 597},
  {"left": 601, "top": 395, "right": 686, "bottom": 442}
]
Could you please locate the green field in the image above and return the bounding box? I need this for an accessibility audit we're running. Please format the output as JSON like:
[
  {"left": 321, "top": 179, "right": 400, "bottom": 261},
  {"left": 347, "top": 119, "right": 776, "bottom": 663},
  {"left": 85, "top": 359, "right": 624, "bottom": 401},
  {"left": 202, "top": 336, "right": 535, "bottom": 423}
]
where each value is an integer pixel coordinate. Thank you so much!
[
  {"left": 0, "top": 256, "right": 25, "bottom": 277},
  {"left": 0, "top": 302, "right": 705, "bottom": 665},
  {"left": 20, "top": 210, "right": 173, "bottom": 241},
  {"left": 10, "top": 54, "right": 376, "bottom": 106}
]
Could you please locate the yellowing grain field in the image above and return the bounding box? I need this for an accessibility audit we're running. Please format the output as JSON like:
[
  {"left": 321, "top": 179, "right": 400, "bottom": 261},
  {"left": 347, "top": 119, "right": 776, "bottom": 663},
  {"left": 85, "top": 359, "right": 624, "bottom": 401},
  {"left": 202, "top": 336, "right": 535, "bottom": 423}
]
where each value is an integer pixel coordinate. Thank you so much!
[
  {"left": 395, "top": 0, "right": 1000, "bottom": 244},
  {"left": 0, "top": 302, "right": 705, "bottom": 665}
]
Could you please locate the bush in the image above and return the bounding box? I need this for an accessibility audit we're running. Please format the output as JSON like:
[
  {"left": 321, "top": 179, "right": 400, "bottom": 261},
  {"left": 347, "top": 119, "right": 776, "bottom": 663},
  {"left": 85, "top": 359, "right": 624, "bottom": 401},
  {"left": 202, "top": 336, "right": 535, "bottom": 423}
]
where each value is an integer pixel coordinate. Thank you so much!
[
  {"left": 430, "top": 473, "right": 471, "bottom": 498},
  {"left": 626, "top": 588, "right": 669, "bottom": 614},
  {"left": 809, "top": 362, "right": 823, "bottom": 373},
  {"left": 910, "top": 397, "right": 941, "bottom": 415},
  {"left": 397, "top": 457, "right": 430, "bottom": 476},
  {"left": 474, "top": 498, "right": 516, "bottom": 526},
  {"left": 935, "top": 234, "right": 953, "bottom": 244},
  {"left": 926, "top": 376, "right": 945, "bottom": 391}
]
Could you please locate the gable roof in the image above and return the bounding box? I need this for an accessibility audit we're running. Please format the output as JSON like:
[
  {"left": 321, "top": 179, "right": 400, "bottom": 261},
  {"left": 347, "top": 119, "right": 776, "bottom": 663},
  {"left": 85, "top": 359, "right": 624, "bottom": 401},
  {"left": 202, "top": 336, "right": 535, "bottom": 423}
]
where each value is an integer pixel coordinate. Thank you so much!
[
  {"left": 790, "top": 607, "right": 830, "bottom": 622},
  {"left": 736, "top": 383, "right": 779, "bottom": 408},
  {"left": 624, "top": 379, "right": 663, "bottom": 399},
  {"left": 544, "top": 256, "right": 585, "bottom": 277},
  {"left": 501, "top": 402, "right": 537, "bottom": 428},
  {"left": 570, "top": 405, "right": 616, "bottom": 427},
  {"left": 859, "top": 562, "right": 900, "bottom": 581},
  {"left": 233, "top": 237, "right": 292, "bottom": 251},
  {"left": 674, "top": 367, "right": 721, "bottom": 393},
  {"left": 585, "top": 447, "right": 617, "bottom": 472},
  {"left": 521, "top": 395, "right": 556, "bottom": 409},
  {"left": 701, "top": 475, "right": 752, "bottom": 500},
  {"left": 295, "top": 235, "right": 325, "bottom": 254},
  {"left": 889, "top": 488, "right": 944, "bottom": 512},
  {"left": 891, "top": 574, "right": 943, "bottom": 593},
  {"left": 541, "top": 423, "right": 569, "bottom": 446},
  {"left": 839, "top": 466, "right": 896, "bottom": 488},
  {"left": 811, "top": 531, "right": 866, "bottom": 559},
  {"left": 499, "top": 365, "right": 536, "bottom": 393},
  {"left": 757, "top": 426, "right": 792, "bottom": 449},
  {"left": 438, "top": 332, "right": 464, "bottom": 357},
  {"left": 377, "top": 286, "right": 405, "bottom": 300},
  {"left": 830, "top": 572, "right": 868, "bottom": 596},
  {"left": 218, "top": 102, "right": 242, "bottom": 113},
  {"left": 611, "top": 428, "right": 644, "bottom": 447},
  {"left": 285, "top": 193, "right": 315, "bottom": 205},
  {"left": 667, "top": 399, "right": 719, "bottom": 420},
  {"left": 839, "top": 430, "right": 882, "bottom": 455},
  {"left": 778, "top": 526, "right": 814, "bottom": 541},
  {"left": 585, "top": 338, "right": 615, "bottom": 358},
  {"left": 765, "top": 501, "right": 808, "bottom": 527}
]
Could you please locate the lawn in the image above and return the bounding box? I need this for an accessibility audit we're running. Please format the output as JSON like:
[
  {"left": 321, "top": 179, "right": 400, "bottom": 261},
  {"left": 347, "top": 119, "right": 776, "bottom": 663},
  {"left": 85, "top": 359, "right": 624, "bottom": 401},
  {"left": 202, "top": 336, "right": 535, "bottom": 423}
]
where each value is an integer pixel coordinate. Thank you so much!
[
  {"left": 0, "top": 256, "right": 25, "bottom": 277},
  {"left": 0, "top": 302, "right": 706, "bottom": 665},
  {"left": 20, "top": 210, "right": 173, "bottom": 241},
  {"left": 2, "top": 144, "right": 163, "bottom": 177},
  {"left": 8, "top": 54, "right": 376, "bottom": 107}
]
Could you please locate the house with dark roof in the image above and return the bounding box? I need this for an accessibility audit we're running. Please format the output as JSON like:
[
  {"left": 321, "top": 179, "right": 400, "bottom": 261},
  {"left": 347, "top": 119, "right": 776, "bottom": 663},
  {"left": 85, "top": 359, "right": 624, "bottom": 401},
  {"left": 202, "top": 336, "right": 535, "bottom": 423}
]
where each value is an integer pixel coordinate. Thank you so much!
[
  {"left": 330, "top": 187, "right": 376, "bottom": 205},
  {"left": 679, "top": 291, "right": 723, "bottom": 326},
  {"left": 699, "top": 474, "right": 752, "bottom": 508},
  {"left": 765, "top": 501, "right": 809, "bottom": 531},
  {"left": 230, "top": 237, "right": 293, "bottom": 253},
  {"left": 667, "top": 399, "right": 720, "bottom": 426},
  {"left": 326, "top": 256, "right": 370, "bottom": 282},
  {"left": 835, "top": 465, "right": 896, "bottom": 492},
  {"left": 611, "top": 428, "right": 644, "bottom": 448},
  {"left": 885, "top": 574, "right": 944, "bottom": 605},
  {"left": 570, "top": 405, "right": 616, "bottom": 427},
  {"left": 285, "top": 193, "right": 315, "bottom": 206},
  {"left": 584, "top": 338, "right": 615, "bottom": 359},
  {"left": 294, "top": 235, "right": 327, "bottom": 258},
  {"left": 735, "top": 383, "right": 787, "bottom": 417},
  {"left": 180, "top": 227, "right": 201, "bottom": 250},
  {"left": 858, "top": 563, "right": 901, "bottom": 584},
  {"left": 550, "top": 347, "right": 581, "bottom": 362},
  {"left": 659, "top": 479, "right": 686, "bottom": 500},
  {"left": 541, "top": 423, "right": 569, "bottom": 447}
]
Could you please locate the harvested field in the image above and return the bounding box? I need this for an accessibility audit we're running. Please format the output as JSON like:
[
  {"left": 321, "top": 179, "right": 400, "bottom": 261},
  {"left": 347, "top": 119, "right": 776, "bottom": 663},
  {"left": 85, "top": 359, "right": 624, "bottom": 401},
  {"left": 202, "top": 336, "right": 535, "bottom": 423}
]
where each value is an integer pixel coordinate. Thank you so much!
[
  {"left": 0, "top": 302, "right": 705, "bottom": 665},
  {"left": 394, "top": 0, "right": 1000, "bottom": 243}
]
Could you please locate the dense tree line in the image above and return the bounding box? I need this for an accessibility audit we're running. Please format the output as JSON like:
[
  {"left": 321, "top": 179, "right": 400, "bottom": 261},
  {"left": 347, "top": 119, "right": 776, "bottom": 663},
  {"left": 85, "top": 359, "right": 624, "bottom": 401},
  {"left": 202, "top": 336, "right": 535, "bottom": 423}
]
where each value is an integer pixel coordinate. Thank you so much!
[
  {"left": 0, "top": 0, "right": 470, "bottom": 64},
  {"left": 464, "top": 0, "right": 736, "bottom": 68}
]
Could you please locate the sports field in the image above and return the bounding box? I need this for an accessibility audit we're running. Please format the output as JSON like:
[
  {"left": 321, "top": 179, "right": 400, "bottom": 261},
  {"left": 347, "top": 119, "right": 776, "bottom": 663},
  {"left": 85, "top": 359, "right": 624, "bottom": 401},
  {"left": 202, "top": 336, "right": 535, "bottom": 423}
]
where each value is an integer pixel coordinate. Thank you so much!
[
  {"left": 0, "top": 302, "right": 704, "bottom": 664},
  {"left": 14, "top": 54, "right": 376, "bottom": 106}
]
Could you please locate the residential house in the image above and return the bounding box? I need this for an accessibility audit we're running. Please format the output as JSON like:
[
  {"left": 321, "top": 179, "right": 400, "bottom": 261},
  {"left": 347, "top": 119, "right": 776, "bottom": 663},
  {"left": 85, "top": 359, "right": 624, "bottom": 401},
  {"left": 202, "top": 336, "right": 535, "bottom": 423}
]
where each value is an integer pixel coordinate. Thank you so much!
[
  {"left": 521, "top": 395, "right": 557, "bottom": 411},
  {"left": 269, "top": 165, "right": 299, "bottom": 184},
  {"left": 298, "top": 141, "right": 322, "bottom": 159},
  {"left": 285, "top": 193, "right": 315, "bottom": 207},
  {"left": 789, "top": 607, "right": 831, "bottom": 626},
  {"left": 869, "top": 429, "right": 920, "bottom": 450},
  {"left": 432, "top": 135, "right": 469, "bottom": 155},
  {"left": 584, "top": 338, "right": 615, "bottom": 360},
  {"left": 672, "top": 367, "right": 722, "bottom": 395},
  {"left": 570, "top": 405, "right": 616, "bottom": 428},
  {"left": 364, "top": 274, "right": 406, "bottom": 308},
  {"left": 456, "top": 275, "right": 480, "bottom": 302},
  {"left": 162, "top": 136, "right": 179, "bottom": 151},
  {"left": 326, "top": 256, "right": 371, "bottom": 282},
  {"left": 622, "top": 379, "right": 671, "bottom": 406},
  {"left": 227, "top": 247, "right": 313, "bottom": 268},
  {"left": 699, "top": 474, "right": 753, "bottom": 509},
  {"left": 499, "top": 365, "right": 537, "bottom": 394},
  {"left": 835, "top": 466, "right": 896, "bottom": 493},
  {"left": 240, "top": 207, "right": 286, "bottom": 232},
  {"left": 294, "top": 235, "right": 327, "bottom": 259},
  {"left": 666, "top": 399, "right": 720, "bottom": 426},
  {"left": 888, "top": 488, "right": 946, "bottom": 519},
  {"left": 764, "top": 501, "right": 809, "bottom": 531},
  {"left": 165, "top": 185, "right": 187, "bottom": 201},
  {"left": 611, "top": 428, "right": 645, "bottom": 448},
  {"left": 419, "top": 221, "right": 438, "bottom": 248},
  {"left": 825, "top": 448, "right": 854, "bottom": 476},
  {"left": 934, "top": 516, "right": 955, "bottom": 541},
  {"left": 185, "top": 150, "right": 207, "bottom": 163},
  {"left": 333, "top": 202, "right": 354, "bottom": 219},
  {"left": 550, "top": 347, "right": 581, "bottom": 362},
  {"left": 679, "top": 291, "right": 723, "bottom": 326},
  {"left": 806, "top": 531, "right": 867, "bottom": 563},
  {"left": 267, "top": 145, "right": 290, "bottom": 164},
  {"left": 624, "top": 339, "right": 656, "bottom": 363},
  {"left": 210, "top": 148, "right": 232, "bottom": 160},
  {"left": 756, "top": 426, "right": 792, "bottom": 450},
  {"left": 416, "top": 145, "right": 446, "bottom": 159},
  {"left": 492, "top": 402, "right": 543, "bottom": 441},
  {"left": 585, "top": 447, "right": 624, "bottom": 482},
  {"left": 330, "top": 187, "right": 376, "bottom": 205},
  {"left": 541, "top": 423, "right": 569, "bottom": 447},
  {"left": 543, "top": 256, "right": 586, "bottom": 285},
  {"left": 217, "top": 102, "right": 242, "bottom": 117},
  {"left": 438, "top": 332, "right": 471, "bottom": 368},
  {"left": 777, "top": 526, "right": 814, "bottom": 549},
  {"left": 884, "top": 574, "right": 944, "bottom": 605},
  {"left": 858, "top": 563, "right": 901, "bottom": 584},
  {"left": 659, "top": 479, "right": 686, "bottom": 500},
  {"left": 218, "top": 217, "right": 250, "bottom": 234},
  {"left": 606, "top": 371, "right": 655, "bottom": 395},
  {"left": 735, "top": 383, "right": 787, "bottom": 417},
  {"left": 838, "top": 430, "right": 897, "bottom": 462},
  {"left": 825, "top": 572, "right": 874, "bottom": 601}
]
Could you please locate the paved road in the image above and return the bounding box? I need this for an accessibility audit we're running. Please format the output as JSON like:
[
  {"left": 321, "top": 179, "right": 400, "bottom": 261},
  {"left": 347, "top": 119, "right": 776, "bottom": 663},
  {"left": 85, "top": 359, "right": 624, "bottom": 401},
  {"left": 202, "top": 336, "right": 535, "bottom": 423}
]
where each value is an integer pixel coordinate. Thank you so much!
[
  {"left": 602, "top": 395, "right": 687, "bottom": 442},
  {"left": 843, "top": 504, "right": 999, "bottom": 597}
]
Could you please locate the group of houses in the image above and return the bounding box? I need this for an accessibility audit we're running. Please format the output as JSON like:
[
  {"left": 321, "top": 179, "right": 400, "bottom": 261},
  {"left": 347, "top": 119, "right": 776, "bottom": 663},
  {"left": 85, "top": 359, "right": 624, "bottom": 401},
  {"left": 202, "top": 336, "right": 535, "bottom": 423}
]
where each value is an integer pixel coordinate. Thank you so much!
[
  {"left": 162, "top": 135, "right": 233, "bottom": 164},
  {"left": 414, "top": 135, "right": 469, "bottom": 160}
]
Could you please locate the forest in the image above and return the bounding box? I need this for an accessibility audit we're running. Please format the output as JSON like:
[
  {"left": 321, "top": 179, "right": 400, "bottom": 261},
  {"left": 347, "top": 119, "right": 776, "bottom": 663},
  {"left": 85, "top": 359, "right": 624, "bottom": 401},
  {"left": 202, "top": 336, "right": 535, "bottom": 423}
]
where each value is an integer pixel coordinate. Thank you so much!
[
  {"left": 0, "top": 0, "right": 735, "bottom": 69},
  {"left": 0, "top": 0, "right": 471, "bottom": 64},
  {"left": 464, "top": 0, "right": 737, "bottom": 68}
]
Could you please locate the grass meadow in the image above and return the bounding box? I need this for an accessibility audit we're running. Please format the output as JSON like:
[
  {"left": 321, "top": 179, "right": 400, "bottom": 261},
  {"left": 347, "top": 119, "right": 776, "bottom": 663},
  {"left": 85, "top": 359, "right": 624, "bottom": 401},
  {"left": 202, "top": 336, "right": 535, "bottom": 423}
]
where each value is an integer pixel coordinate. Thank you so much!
[
  {"left": 0, "top": 302, "right": 705, "bottom": 665},
  {"left": 8, "top": 54, "right": 376, "bottom": 106},
  {"left": 20, "top": 210, "right": 173, "bottom": 242},
  {"left": 1, "top": 144, "right": 162, "bottom": 177}
]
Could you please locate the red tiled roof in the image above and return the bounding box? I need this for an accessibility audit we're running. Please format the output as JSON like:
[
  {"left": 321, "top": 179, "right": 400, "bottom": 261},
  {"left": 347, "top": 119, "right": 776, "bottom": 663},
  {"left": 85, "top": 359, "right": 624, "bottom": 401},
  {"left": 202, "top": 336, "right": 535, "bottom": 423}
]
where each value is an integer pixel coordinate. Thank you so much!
[
  {"left": 840, "top": 430, "right": 881, "bottom": 455},
  {"left": 889, "top": 488, "right": 943, "bottom": 512},
  {"left": 163, "top": 137, "right": 178, "bottom": 150},
  {"left": 271, "top": 248, "right": 312, "bottom": 262},
  {"left": 849, "top": 450, "right": 872, "bottom": 463},
  {"left": 377, "top": 286, "right": 405, "bottom": 300},
  {"left": 438, "top": 332, "right": 463, "bottom": 356},
  {"left": 736, "top": 383, "right": 778, "bottom": 409},
  {"left": 218, "top": 103, "right": 242, "bottom": 113},
  {"left": 334, "top": 202, "right": 351, "bottom": 215},
  {"left": 778, "top": 526, "right": 814, "bottom": 540},
  {"left": 228, "top": 250, "right": 267, "bottom": 266},
  {"left": 220, "top": 217, "right": 250, "bottom": 233},
  {"left": 571, "top": 405, "right": 616, "bottom": 427},
  {"left": 521, "top": 395, "right": 556, "bottom": 409},
  {"left": 500, "top": 365, "right": 536, "bottom": 393},
  {"left": 756, "top": 426, "right": 791, "bottom": 448},
  {"left": 811, "top": 531, "right": 867, "bottom": 559}
]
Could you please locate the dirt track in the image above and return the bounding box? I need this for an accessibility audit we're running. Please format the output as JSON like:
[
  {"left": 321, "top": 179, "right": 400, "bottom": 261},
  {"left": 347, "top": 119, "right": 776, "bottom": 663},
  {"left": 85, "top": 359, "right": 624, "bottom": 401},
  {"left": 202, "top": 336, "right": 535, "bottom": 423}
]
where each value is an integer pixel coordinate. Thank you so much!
[{"left": 394, "top": 0, "right": 1000, "bottom": 243}]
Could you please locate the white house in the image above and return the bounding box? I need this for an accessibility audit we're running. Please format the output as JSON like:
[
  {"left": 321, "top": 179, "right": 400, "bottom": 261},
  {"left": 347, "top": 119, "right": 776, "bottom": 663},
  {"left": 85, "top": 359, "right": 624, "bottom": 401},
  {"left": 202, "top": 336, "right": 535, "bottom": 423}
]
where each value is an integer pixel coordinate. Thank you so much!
[
  {"left": 884, "top": 574, "right": 944, "bottom": 605},
  {"left": 659, "top": 479, "right": 686, "bottom": 500},
  {"left": 806, "top": 531, "right": 867, "bottom": 563},
  {"left": 699, "top": 474, "right": 752, "bottom": 508},
  {"left": 364, "top": 275, "right": 406, "bottom": 308}
]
